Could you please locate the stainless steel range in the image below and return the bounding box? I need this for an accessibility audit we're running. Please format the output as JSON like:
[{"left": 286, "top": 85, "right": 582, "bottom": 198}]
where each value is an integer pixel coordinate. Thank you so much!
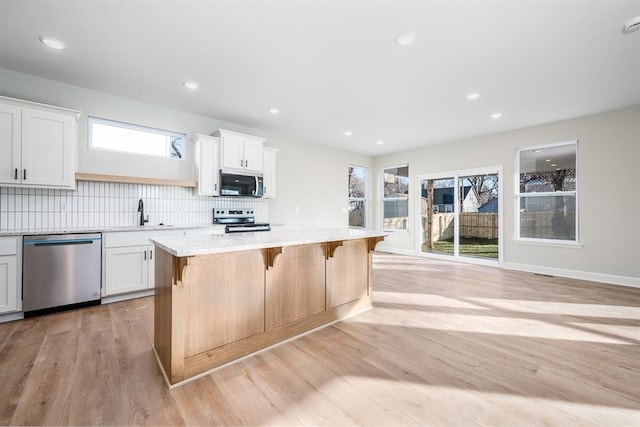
[{"left": 213, "top": 208, "right": 270, "bottom": 233}]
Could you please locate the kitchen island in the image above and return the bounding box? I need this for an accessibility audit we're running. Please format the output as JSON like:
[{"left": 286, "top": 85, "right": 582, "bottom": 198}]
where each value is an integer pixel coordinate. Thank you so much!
[{"left": 151, "top": 228, "right": 385, "bottom": 387}]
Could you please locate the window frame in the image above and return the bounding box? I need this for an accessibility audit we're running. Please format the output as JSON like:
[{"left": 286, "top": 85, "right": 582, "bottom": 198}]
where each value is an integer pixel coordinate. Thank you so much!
[
  {"left": 515, "top": 140, "right": 580, "bottom": 245},
  {"left": 348, "top": 165, "right": 368, "bottom": 229},
  {"left": 382, "top": 164, "right": 410, "bottom": 232},
  {"left": 87, "top": 116, "right": 186, "bottom": 160}
]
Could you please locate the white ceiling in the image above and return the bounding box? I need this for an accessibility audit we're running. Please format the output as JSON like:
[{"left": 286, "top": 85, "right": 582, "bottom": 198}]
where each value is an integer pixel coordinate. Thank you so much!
[{"left": 1, "top": 0, "right": 639, "bottom": 156}]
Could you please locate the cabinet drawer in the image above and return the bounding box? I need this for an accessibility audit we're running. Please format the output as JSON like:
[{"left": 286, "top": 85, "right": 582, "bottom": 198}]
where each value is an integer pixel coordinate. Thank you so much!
[{"left": 0, "top": 237, "right": 18, "bottom": 256}]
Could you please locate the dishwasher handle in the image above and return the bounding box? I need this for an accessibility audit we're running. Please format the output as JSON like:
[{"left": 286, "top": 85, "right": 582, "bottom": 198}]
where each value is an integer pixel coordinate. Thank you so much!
[{"left": 33, "top": 240, "right": 96, "bottom": 247}]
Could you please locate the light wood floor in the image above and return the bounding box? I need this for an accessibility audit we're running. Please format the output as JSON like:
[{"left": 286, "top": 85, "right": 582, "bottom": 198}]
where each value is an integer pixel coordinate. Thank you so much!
[{"left": 2, "top": 253, "right": 640, "bottom": 426}]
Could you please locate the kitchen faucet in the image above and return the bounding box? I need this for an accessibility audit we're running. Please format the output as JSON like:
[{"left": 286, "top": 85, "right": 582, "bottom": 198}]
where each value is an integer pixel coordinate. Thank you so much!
[{"left": 138, "top": 199, "right": 149, "bottom": 226}]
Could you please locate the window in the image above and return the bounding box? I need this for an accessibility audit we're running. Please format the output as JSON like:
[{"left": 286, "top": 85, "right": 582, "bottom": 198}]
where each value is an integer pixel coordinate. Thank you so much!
[
  {"left": 348, "top": 166, "right": 367, "bottom": 228},
  {"left": 517, "top": 141, "right": 578, "bottom": 242},
  {"left": 88, "top": 117, "right": 185, "bottom": 159},
  {"left": 383, "top": 165, "right": 409, "bottom": 230}
]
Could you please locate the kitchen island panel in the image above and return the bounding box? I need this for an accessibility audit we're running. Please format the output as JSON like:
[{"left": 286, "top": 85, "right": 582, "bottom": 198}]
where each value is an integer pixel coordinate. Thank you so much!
[
  {"left": 327, "top": 239, "right": 370, "bottom": 308},
  {"left": 184, "top": 250, "right": 266, "bottom": 357},
  {"left": 265, "top": 243, "right": 326, "bottom": 330},
  {"left": 154, "top": 247, "right": 182, "bottom": 381}
]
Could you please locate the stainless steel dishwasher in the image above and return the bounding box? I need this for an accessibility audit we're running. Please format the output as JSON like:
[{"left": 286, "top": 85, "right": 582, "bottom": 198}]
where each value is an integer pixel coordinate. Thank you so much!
[{"left": 23, "top": 233, "right": 102, "bottom": 317}]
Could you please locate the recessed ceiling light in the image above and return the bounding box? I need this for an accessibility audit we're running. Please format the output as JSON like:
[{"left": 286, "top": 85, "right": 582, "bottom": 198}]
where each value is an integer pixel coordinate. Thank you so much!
[
  {"left": 269, "top": 108, "right": 279, "bottom": 114},
  {"left": 344, "top": 131, "right": 353, "bottom": 136},
  {"left": 545, "top": 159, "right": 552, "bottom": 162},
  {"left": 466, "top": 93, "right": 480, "bottom": 100},
  {"left": 622, "top": 16, "right": 640, "bottom": 34},
  {"left": 551, "top": 163, "right": 557, "bottom": 167},
  {"left": 183, "top": 81, "right": 198, "bottom": 90},
  {"left": 395, "top": 32, "right": 416, "bottom": 46},
  {"left": 490, "top": 112, "right": 502, "bottom": 119},
  {"left": 533, "top": 149, "right": 543, "bottom": 153},
  {"left": 376, "top": 140, "right": 385, "bottom": 145},
  {"left": 39, "top": 36, "right": 66, "bottom": 50}
]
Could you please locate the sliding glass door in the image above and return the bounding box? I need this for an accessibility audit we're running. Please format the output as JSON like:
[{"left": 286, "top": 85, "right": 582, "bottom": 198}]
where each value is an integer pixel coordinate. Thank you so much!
[
  {"left": 418, "top": 168, "right": 501, "bottom": 263},
  {"left": 420, "top": 177, "right": 455, "bottom": 255}
]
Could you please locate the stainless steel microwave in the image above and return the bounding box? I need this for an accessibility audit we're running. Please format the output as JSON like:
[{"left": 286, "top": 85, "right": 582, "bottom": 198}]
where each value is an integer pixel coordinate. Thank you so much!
[{"left": 220, "top": 172, "right": 264, "bottom": 197}]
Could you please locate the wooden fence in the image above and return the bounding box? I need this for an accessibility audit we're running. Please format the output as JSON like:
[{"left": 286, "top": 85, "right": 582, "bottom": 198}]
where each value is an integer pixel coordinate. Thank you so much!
[
  {"left": 422, "top": 213, "right": 498, "bottom": 241},
  {"left": 459, "top": 213, "right": 498, "bottom": 239}
]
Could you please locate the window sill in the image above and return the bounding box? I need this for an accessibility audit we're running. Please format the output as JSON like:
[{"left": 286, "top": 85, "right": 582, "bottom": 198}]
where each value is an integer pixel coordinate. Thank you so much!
[{"left": 513, "top": 238, "right": 583, "bottom": 249}]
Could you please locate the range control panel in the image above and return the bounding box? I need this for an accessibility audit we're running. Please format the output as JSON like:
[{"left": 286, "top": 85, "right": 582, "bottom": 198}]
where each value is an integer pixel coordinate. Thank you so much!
[{"left": 213, "top": 208, "right": 255, "bottom": 224}]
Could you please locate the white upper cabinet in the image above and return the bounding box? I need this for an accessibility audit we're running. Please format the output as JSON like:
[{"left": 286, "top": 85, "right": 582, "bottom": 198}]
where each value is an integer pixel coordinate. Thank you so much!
[
  {"left": 214, "top": 128, "right": 265, "bottom": 174},
  {"left": 0, "top": 103, "right": 21, "bottom": 186},
  {"left": 0, "top": 96, "right": 79, "bottom": 189},
  {"left": 193, "top": 134, "right": 220, "bottom": 196},
  {"left": 262, "top": 146, "right": 278, "bottom": 199}
]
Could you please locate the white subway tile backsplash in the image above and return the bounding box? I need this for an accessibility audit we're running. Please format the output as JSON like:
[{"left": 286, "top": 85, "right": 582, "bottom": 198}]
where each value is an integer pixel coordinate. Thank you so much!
[{"left": 0, "top": 182, "right": 268, "bottom": 232}]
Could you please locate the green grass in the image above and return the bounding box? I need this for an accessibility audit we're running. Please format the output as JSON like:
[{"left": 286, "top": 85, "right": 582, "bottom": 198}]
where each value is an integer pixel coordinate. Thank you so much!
[{"left": 422, "top": 237, "right": 499, "bottom": 259}]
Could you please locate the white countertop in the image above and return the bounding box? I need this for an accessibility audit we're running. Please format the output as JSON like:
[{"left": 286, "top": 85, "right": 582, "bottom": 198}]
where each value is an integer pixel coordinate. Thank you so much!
[
  {"left": 151, "top": 228, "right": 387, "bottom": 257},
  {"left": 0, "top": 224, "right": 225, "bottom": 237}
]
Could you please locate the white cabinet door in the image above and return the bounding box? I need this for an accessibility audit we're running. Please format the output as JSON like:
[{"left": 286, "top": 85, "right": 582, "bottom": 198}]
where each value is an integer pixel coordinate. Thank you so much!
[
  {"left": 0, "top": 255, "right": 18, "bottom": 314},
  {"left": 0, "top": 103, "right": 22, "bottom": 185},
  {"left": 262, "top": 147, "right": 278, "bottom": 198},
  {"left": 21, "top": 108, "right": 75, "bottom": 188},
  {"left": 216, "top": 129, "right": 266, "bottom": 173},
  {"left": 194, "top": 134, "right": 219, "bottom": 196},
  {"left": 104, "top": 245, "right": 150, "bottom": 295},
  {"left": 221, "top": 135, "right": 245, "bottom": 171},
  {"left": 243, "top": 138, "right": 264, "bottom": 173}
]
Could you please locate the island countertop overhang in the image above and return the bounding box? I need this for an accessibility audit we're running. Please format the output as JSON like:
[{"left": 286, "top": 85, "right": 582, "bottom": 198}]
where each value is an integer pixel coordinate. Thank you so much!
[{"left": 150, "top": 228, "right": 388, "bottom": 257}]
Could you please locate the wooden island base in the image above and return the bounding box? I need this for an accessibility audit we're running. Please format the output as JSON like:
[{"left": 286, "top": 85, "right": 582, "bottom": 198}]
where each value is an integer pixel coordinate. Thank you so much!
[{"left": 153, "top": 236, "right": 384, "bottom": 387}]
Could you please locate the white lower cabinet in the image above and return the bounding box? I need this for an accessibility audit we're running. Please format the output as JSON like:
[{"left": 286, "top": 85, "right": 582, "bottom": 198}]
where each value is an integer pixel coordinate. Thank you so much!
[
  {"left": 102, "top": 227, "right": 224, "bottom": 297},
  {"left": 0, "top": 237, "right": 21, "bottom": 314},
  {"left": 103, "top": 229, "right": 183, "bottom": 297},
  {"left": 104, "top": 245, "right": 153, "bottom": 295}
]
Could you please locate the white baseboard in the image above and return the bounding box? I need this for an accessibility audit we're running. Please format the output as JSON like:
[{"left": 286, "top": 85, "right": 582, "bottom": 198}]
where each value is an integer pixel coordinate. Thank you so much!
[
  {"left": 101, "top": 289, "right": 154, "bottom": 304},
  {"left": 0, "top": 311, "right": 24, "bottom": 324},
  {"left": 502, "top": 262, "right": 640, "bottom": 289}
]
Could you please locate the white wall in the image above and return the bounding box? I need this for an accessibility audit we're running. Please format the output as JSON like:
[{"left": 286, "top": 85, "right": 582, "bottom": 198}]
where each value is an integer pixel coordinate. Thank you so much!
[
  {"left": 0, "top": 68, "right": 372, "bottom": 230},
  {"left": 374, "top": 106, "right": 640, "bottom": 285},
  {"left": 263, "top": 137, "right": 372, "bottom": 230}
]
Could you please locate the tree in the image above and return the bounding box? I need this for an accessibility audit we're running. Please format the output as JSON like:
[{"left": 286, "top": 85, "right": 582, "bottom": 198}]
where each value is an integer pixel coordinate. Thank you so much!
[
  {"left": 465, "top": 175, "right": 499, "bottom": 207},
  {"left": 520, "top": 169, "right": 576, "bottom": 239},
  {"left": 348, "top": 167, "right": 365, "bottom": 198}
]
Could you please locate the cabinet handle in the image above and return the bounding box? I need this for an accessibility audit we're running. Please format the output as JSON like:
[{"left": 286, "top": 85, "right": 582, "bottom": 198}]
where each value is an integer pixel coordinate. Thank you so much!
[
  {"left": 150, "top": 250, "right": 153, "bottom": 260},
  {"left": 245, "top": 160, "right": 248, "bottom": 168},
  {"left": 214, "top": 183, "right": 217, "bottom": 191},
  {"left": 14, "top": 168, "right": 17, "bottom": 180},
  {"left": 240, "top": 159, "right": 243, "bottom": 167},
  {"left": 144, "top": 250, "right": 147, "bottom": 261},
  {"left": 23, "top": 169, "right": 26, "bottom": 180}
]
